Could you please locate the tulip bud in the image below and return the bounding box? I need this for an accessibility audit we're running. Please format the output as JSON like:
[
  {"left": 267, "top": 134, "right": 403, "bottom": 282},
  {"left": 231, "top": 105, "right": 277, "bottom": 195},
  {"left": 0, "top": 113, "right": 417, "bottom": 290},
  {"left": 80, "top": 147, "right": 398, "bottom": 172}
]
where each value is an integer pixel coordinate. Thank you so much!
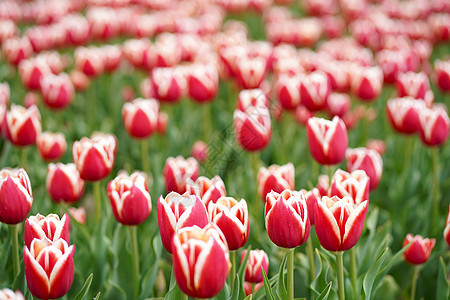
[
  {"left": 122, "top": 98, "right": 159, "bottom": 139},
  {"left": 307, "top": 116, "right": 348, "bottom": 165},
  {"left": 376, "top": 50, "right": 408, "bottom": 84},
  {"left": 434, "top": 59, "right": 450, "bottom": 92},
  {"left": 157, "top": 192, "right": 209, "bottom": 253},
  {"left": 346, "top": 148, "right": 383, "bottom": 190},
  {"left": 236, "top": 89, "right": 269, "bottom": 112},
  {"left": 275, "top": 74, "right": 301, "bottom": 110},
  {"left": 68, "top": 207, "right": 86, "bottom": 224},
  {"left": 330, "top": 169, "right": 370, "bottom": 205},
  {"left": 403, "top": 234, "right": 436, "bottom": 265},
  {"left": 0, "top": 168, "right": 33, "bottom": 224},
  {"left": 234, "top": 104, "right": 271, "bottom": 152},
  {"left": 315, "top": 196, "right": 368, "bottom": 252},
  {"left": 36, "top": 131, "right": 67, "bottom": 161},
  {"left": 101, "top": 45, "right": 122, "bottom": 73},
  {"left": 191, "top": 141, "right": 209, "bottom": 163},
  {"left": 151, "top": 67, "right": 186, "bottom": 103},
  {"left": 172, "top": 224, "right": 230, "bottom": 298},
  {"left": 350, "top": 66, "right": 383, "bottom": 102},
  {"left": 326, "top": 93, "right": 351, "bottom": 117},
  {"left": 24, "top": 92, "right": 39, "bottom": 108},
  {"left": 72, "top": 133, "right": 117, "bottom": 181},
  {"left": 265, "top": 190, "right": 310, "bottom": 248},
  {"left": 75, "top": 47, "right": 104, "bottom": 77},
  {"left": 19, "top": 58, "right": 51, "bottom": 91},
  {"left": 47, "top": 163, "right": 85, "bottom": 204},
  {"left": 241, "top": 249, "right": 269, "bottom": 283},
  {"left": 3, "top": 37, "right": 33, "bottom": 66},
  {"left": 257, "top": 163, "right": 295, "bottom": 201},
  {"left": 24, "top": 238, "right": 75, "bottom": 299},
  {"left": 244, "top": 282, "right": 264, "bottom": 296},
  {"left": 386, "top": 97, "right": 424, "bottom": 134},
  {"left": 444, "top": 205, "right": 450, "bottom": 247},
  {"left": 39, "top": 73, "right": 75, "bottom": 110},
  {"left": 0, "top": 82, "right": 10, "bottom": 106},
  {"left": 24, "top": 213, "right": 69, "bottom": 248},
  {"left": 187, "top": 64, "right": 219, "bottom": 103},
  {"left": 396, "top": 72, "right": 431, "bottom": 101},
  {"left": 300, "top": 71, "right": 330, "bottom": 112},
  {"left": 235, "top": 56, "right": 267, "bottom": 89},
  {"left": 316, "top": 174, "right": 330, "bottom": 197},
  {"left": 366, "top": 139, "right": 386, "bottom": 156},
  {"left": 107, "top": 171, "right": 152, "bottom": 225},
  {"left": 295, "top": 104, "right": 314, "bottom": 126},
  {"left": 208, "top": 197, "right": 249, "bottom": 250},
  {"left": 62, "top": 14, "right": 90, "bottom": 46},
  {"left": 186, "top": 176, "right": 227, "bottom": 208},
  {"left": 163, "top": 156, "right": 199, "bottom": 194},
  {"left": 417, "top": 104, "right": 449, "bottom": 147},
  {"left": 0, "top": 288, "right": 24, "bottom": 299},
  {"left": 5, "top": 104, "right": 41, "bottom": 146},
  {"left": 123, "top": 39, "right": 152, "bottom": 70}
]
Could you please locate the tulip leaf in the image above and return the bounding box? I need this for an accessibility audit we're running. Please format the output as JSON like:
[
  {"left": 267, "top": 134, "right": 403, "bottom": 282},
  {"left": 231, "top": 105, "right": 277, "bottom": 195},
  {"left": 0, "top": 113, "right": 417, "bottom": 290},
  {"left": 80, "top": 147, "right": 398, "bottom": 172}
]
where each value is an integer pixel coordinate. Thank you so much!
[
  {"left": 217, "top": 282, "right": 230, "bottom": 299},
  {"left": 12, "top": 258, "right": 25, "bottom": 291},
  {"left": 165, "top": 268, "right": 182, "bottom": 300},
  {"left": 363, "top": 248, "right": 388, "bottom": 300},
  {"left": 73, "top": 273, "right": 93, "bottom": 300},
  {"left": 316, "top": 281, "right": 332, "bottom": 300},
  {"left": 254, "top": 274, "right": 280, "bottom": 299},
  {"left": 275, "top": 252, "right": 288, "bottom": 299},
  {"left": 436, "top": 257, "right": 449, "bottom": 300},
  {"left": 0, "top": 236, "right": 10, "bottom": 277},
  {"left": 139, "top": 235, "right": 163, "bottom": 299},
  {"left": 93, "top": 292, "right": 101, "bottom": 300},
  {"left": 229, "top": 246, "right": 251, "bottom": 300},
  {"left": 229, "top": 274, "right": 242, "bottom": 300},
  {"left": 261, "top": 267, "right": 275, "bottom": 300},
  {"left": 244, "top": 295, "right": 253, "bottom": 300}
]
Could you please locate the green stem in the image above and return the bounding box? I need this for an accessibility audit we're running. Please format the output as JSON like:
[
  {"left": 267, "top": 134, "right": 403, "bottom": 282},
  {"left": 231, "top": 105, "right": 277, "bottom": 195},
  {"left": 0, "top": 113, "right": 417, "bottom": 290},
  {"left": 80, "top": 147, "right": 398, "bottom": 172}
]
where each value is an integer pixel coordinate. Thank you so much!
[
  {"left": 432, "top": 148, "right": 440, "bottom": 232},
  {"left": 181, "top": 293, "right": 188, "bottom": 300},
  {"left": 350, "top": 248, "right": 357, "bottom": 298},
  {"left": 286, "top": 248, "right": 295, "bottom": 300},
  {"left": 93, "top": 181, "right": 102, "bottom": 223},
  {"left": 306, "top": 238, "right": 315, "bottom": 283},
  {"left": 10, "top": 224, "right": 20, "bottom": 279},
  {"left": 229, "top": 250, "right": 236, "bottom": 290},
  {"left": 336, "top": 251, "right": 345, "bottom": 300},
  {"left": 129, "top": 226, "right": 140, "bottom": 299},
  {"left": 327, "top": 165, "right": 334, "bottom": 184},
  {"left": 403, "top": 137, "right": 413, "bottom": 174},
  {"left": 202, "top": 103, "right": 211, "bottom": 141},
  {"left": 21, "top": 147, "right": 28, "bottom": 171},
  {"left": 140, "top": 139, "right": 150, "bottom": 175},
  {"left": 411, "top": 266, "right": 419, "bottom": 300}
]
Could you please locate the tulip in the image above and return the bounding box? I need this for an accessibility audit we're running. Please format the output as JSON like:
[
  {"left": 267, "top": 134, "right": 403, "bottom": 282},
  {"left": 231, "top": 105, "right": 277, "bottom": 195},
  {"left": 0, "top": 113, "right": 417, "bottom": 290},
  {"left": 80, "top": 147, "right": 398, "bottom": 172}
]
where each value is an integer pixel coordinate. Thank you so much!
[
  {"left": 235, "top": 56, "right": 267, "bottom": 89},
  {"left": 0, "top": 82, "right": 10, "bottom": 106},
  {"left": 257, "top": 163, "right": 295, "bottom": 201},
  {"left": 2, "top": 37, "right": 33, "bottom": 66},
  {"left": 444, "top": 205, "right": 450, "bottom": 247},
  {"left": 299, "top": 71, "right": 330, "bottom": 112},
  {"left": 36, "top": 131, "right": 67, "bottom": 161},
  {"left": 151, "top": 67, "right": 186, "bottom": 103},
  {"left": 346, "top": 148, "right": 383, "bottom": 190},
  {"left": 350, "top": 66, "right": 383, "bottom": 102},
  {"left": 396, "top": 72, "right": 431, "bottom": 101},
  {"left": 24, "top": 238, "right": 75, "bottom": 300},
  {"left": 69, "top": 70, "right": 90, "bottom": 92},
  {"left": 0, "top": 168, "right": 33, "bottom": 225},
  {"left": 300, "top": 188, "right": 321, "bottom": 225},
  {"left": 326, "top": 93, "right": 351, "bottom": 118},
  {"left": 72, "top": 133, "right": 117, "bottom": 181},
  {"left": 307, "top": 116, "right": 348, "bottom": 165},
  {"left": 101, "top": 45, "right": 122, "bottom": 73},
  {"left": 236, "top": 89, "right": 269, "bottom": 112},
  {"left": 0, "top": 288, "right": 24, "bottom": 299},
  {"left": 241, "top": 249, "right": 269, "bottom": 283},
  {"left": 156, "top": 112, "right": 168, "bottom": 135},
  {"left": 208, "top": 197, "right": 249, "bottom": 250},
  {"left": 187, "top": 64, "right": 218, "bottom": 103},
  {"left": 172, "top": 224, "right": 230, "bottom": 298},
  {"left": 107, "top": 171, "right": 152, "bottom": 225},
  {"left": 191, "top": 141, "right": 208, "bottom": 162},
  {"left": 417, "top": 104, "right": 449, "bottom": 147},
  {"left": 24, "top": 213, "right": 69, "bottom": 248},
  {"left": 434, "top": 59, "right": 450, "bottom": 92},
  {"left": 47, "top": 163, "right": 85, "bottom": 204},
  {"left": 24, "top": 92, "right": 38, "bottom": 108},
  {"left": 163, "top": 156, "right": 199, "bottom": 194},
  {"left": 39, "top": 73, "right": 75, "bottom": 110},
  {"left": 403, "top": 234, "right": 435, "bottom": 265},
  {"left": 5, "top": 104, "right": 41, "bottom": 147},
  {"left": 330, "top": 169, "right": 370, "bottom": 205},
  {"left": 234, "top": 104, "right": 271, "bottom": 152},
  {"left": 62, "top": 14, "right": 90, "bottom": 46},
  {"left": 316, "top": 174, "right": 330, "bottom": 197},
  {"left": 295, "top": 104, "right": 314, "bottom": 126},
  {"left": 265, "top": 190, "right": 310, "bottom": 248},
  {"left": 75, "top": 47, "right": 104, "bottom": 77},
  {"left": 386, "top": 97, "right": 424, "bottom": 135},
  {"left": 275, "top": 74, "right": 301, "bottom": 110},
  {"left": 186, "top": 176, "right": 227, "bottom": 208},
  {"left": 122, "top": 98, "right": 160, "bottom": 139},
  {"left": 366, "top": 139, "right": 386, "bottom": 156},
  {"left": 18, "top": 58, "right": 51, "bottom": 91},
  {"left": 315, "top": 196, "right": 368, "bottom": 252},
  {"left": 122, "top": 39, "right": 152, "bottom": 70},
  {"left": 68, "top": 207, "right": 86, "bottom": 224},
  {"left": 157, "top": 192, "right": 208, "bottom": 253}
]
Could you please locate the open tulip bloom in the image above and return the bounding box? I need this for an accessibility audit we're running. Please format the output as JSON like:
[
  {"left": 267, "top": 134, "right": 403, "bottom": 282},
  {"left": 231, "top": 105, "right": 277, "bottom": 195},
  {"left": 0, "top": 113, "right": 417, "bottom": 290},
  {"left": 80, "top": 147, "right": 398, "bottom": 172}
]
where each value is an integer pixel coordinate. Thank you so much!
[{"left": 24, "top": 213, "right": 70, "bottom": 249}]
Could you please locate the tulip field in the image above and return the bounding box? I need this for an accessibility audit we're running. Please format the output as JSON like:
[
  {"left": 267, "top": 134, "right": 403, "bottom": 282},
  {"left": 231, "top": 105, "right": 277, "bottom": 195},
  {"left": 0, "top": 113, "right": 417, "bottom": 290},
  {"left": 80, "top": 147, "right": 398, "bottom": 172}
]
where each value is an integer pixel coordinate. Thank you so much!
[{"left": 1, "top": 0, "right": 450, "bottom": 299}]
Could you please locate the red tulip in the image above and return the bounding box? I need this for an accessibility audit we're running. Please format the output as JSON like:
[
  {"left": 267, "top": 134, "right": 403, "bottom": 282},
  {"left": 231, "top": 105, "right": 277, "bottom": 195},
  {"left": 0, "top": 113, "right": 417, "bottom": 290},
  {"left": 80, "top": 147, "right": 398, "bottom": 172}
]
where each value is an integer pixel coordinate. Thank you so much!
[
  {"left": 37, "top": 131, "right": 67, "bottom": 161},
  {"left": 366, "top": 139, "right": 386, "bottom": 156},
  {"left": 403, "top": 234, "right": 436, "bottom": 265},
  {"left": 386, "top": 97, "right": 423, "bottom": 134},
  {"left": 295, "top": 104, "right": 314, "bottom": 126},
  {"left": 24, "top": 92, "right": 39, "bottom": 108},
  {"left": 87, "top": 7, "right": 120, "bottom": 41},
  {"left": 24, "top": 213, "right": 69, "bottom": 248},
  {"left": 265, "top": 190, "right": 310, "bottom": 248},
  {"left": 326, "top": 93, "right": 351, "bottom": 117},
  {"left": 24, "top": 238, "right": 75, "bottom": 300},
  {"left": 257, "top": 163, "right": 295, "bottom": 201},
  {"left": 40, "top": 73, "right": 75, "bottom": 110},
  {"left": 376, "top": 50, "right": 408, "bottom": 84},
  {"left": 69, "top": 70, "right": 90, "bottom": 92},
  {"left": 123, "top": 39, "right": 152, "bottom": 70},
  {"left": 208, "top": 197, "right": 249, "bottom": 250},
  {"left": 172, "top": 224, "right": 230, "bottom": 298},
  {"left": 417, "top": 104, "right": 449, "bottom": 147},
  {"left": 72, "top": 133, "right": 117, "bottom": 181},
  {"left": 0, "top": 168, "right": 33, "bottom": 224},
  {"left": 235, "top": 56, "right": 267, "bottom": 89},
  {"left": 151, "top": 67, "right": 186, "bottom": 103},
  {"left": 186, "top": 176, "right": 227, "bottom": 208},
  {"left": 330, "top": 169, "right": 370, "bottom": 205},
  {"left": 346, "top": 148, "right": 383, "bottom": 190},
  {"left": 101, "top": 45, "right": 122, "bottom": 73},
  {"left": 0, "top": 82, "right": 10, "bottom": 106},
  {"left": 236, "top": 89, "right": 269, "bottom": 112},
  {"left": 157, "top": 192, "right": 209, "bottom": 253},
  {"left": 19, "top": 58, "right": 51, "bottom": 91},
  {"left": 244, "top": 282, "right": 264, "bottom": 296},
  {"left": 61, "top": 14, "right": 90, "bottom": 46},
  {"left": 75, "top": 47, "right": 104, "bottom": 77},
  {"left": 47, "top": 163, "right": 85, "bottom": 204},
  {"left": 444, "top": 205, "right": 450, "bottom": 247},
  {"left": 0, "top": 288, "right": 24, "bottom": 299},
  {"left": 300, "top": 71, "right": 330, "bottom": 112},
  {"left": 163, "top": 156, "right": 199, "bottom": 194},
  {"left": 191, "top": 141, "right": 209, "bottom": 163},
  {"left": 187, "top": 64, "right": 218, "bottom": 103},
  {"left": 0, "top": 19, "right": 17, "bottom": 44},
  {"left": 307, "top": 116, "right": 348, "bottom": 165},
  {"left": 300, "top": 188, "right": 321, "bottom": 225},
  {"left": 350, "top": 66, "right": 383, "bottom": 102},
  {"left": 434, "top": 59, "right": 450, "bottom": 92},
  {"left": 68, "top": 207, "right": 86, "bottom": 225},
  {"left": 396, "top": 72, "right": 431, "bottom": 101},
  {"left": 107, "top": 171, "right": 152, "bottom": 225},
  {"left": 5, "top": 104, "right": 41, "bottom": 146},
  {"left": 234, "top": 104, "right": 271, "bottom": 152},
  {"left": 315, "top": 196, "right": 368, "bottom": 252},
  {"left": 2, "top": 37, "right": 33, "bottom": 66},
  {"left": 156, "top": 112, "right": 168, "bottom": 135},
  {"left": 316, "top": 174, "right": 330, "bottom": 197},
  {"left": 275, "top": 74, "right": 301, "bottom": 110},
  {"left": 122, "top": 98, "right": 159, "bottom": 139},
  {"left": 241, "top": 249, "right": 269, "bottom": 283}
]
